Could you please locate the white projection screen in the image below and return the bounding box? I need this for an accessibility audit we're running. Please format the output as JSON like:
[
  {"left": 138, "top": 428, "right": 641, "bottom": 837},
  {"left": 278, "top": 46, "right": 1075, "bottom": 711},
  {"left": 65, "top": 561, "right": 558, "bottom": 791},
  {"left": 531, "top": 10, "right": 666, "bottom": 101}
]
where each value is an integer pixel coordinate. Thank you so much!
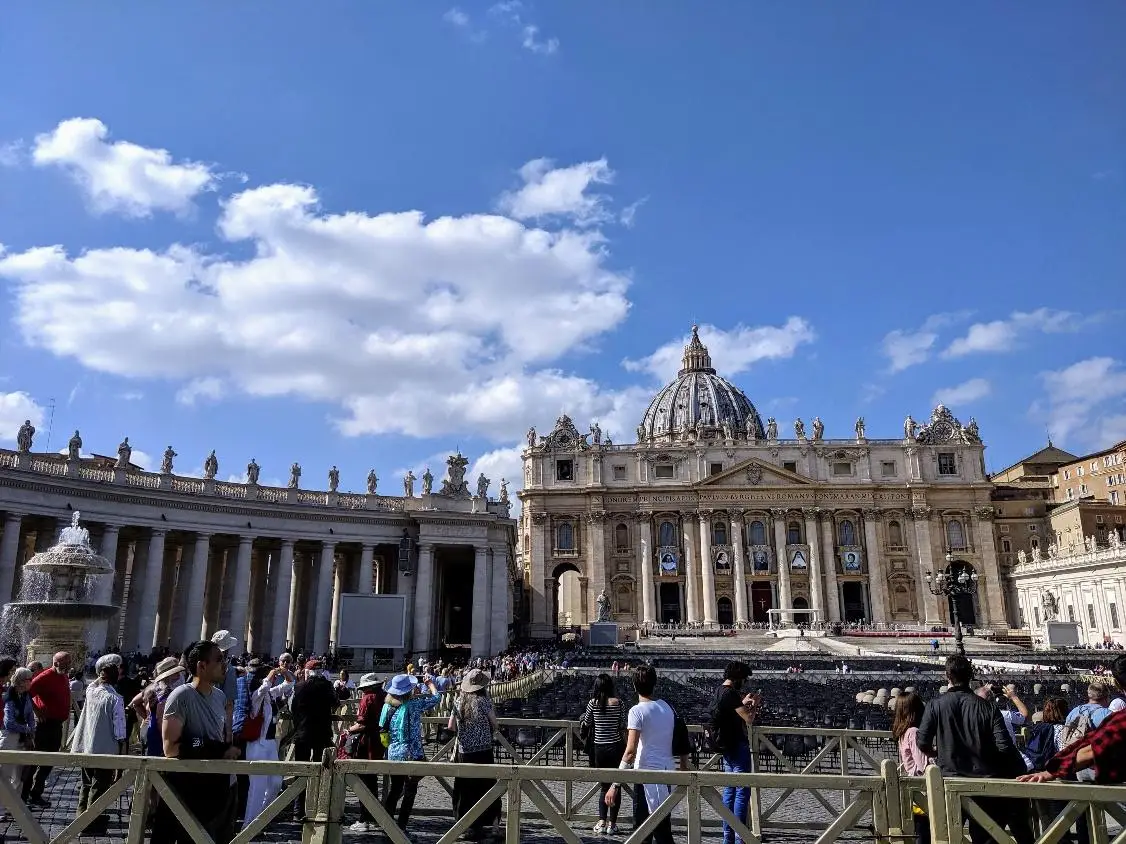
[{"left": 337, "top": 594, "right": 407, "bottom": 649}]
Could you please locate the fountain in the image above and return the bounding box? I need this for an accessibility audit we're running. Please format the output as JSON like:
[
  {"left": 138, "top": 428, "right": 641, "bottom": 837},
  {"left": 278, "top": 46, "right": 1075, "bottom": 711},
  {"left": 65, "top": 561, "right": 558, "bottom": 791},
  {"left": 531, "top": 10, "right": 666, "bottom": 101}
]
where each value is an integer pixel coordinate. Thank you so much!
[{"left": 2, "top": 511, "right": 118, "bottom": 665}]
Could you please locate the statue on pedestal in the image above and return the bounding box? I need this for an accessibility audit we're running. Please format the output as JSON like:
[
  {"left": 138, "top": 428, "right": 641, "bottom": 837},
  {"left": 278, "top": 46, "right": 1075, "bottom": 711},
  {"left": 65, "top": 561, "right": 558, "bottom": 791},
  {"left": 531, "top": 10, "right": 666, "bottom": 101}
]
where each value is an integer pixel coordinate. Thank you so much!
[
  {"left": 1041, "top": 590, "right": 1059, "bottom": 622},
  {"left": 328, "top": 465, "right": 340, "bottom": 493},
  {"left": 636, "top": 424, "right": 646, "bottom": 444},
  {"left": 203, "top": 450, "right": 219, "bottom": 480},
  {"left": 404, "top": 470, "right": 416, "bottom": 497},
  {"left": 964, "top": 417, "right": 981, "bottom": 444},
  {"left": 161, "top": 446, "right": 176, "bottom": 474},
  {"left": 526, "top": 427, "right": 537, "bottom": 449},
  {"left": 811, "top": 417, "right": 824, "bottom": 442},
  {"left": 745, "top": 417, "right": 757, "bottom": 442},
  {"left": 366, "top": 469, "right": 378, "bottom": 495},
  {"left": 67, "top": 430, "right": 82, "bottom": 461},
  {"left": 422, "top": 467, "right": 433, "bottom": 496},
  {"left": 500, "top": 478, "right": 509, "bottom": 503},
  {"left": 247, "top": 458, "right": 260, "bottom": 485},
  {"left": 904, "top": 415, "right": 917, "bottom": 441},
  {"left": 766, "top": 418, "right": 778, "bottom": 441},
  {"left": 595, "top": 589, "right": 612, "bottom": 623},
  {"left": 590, "top": 422, "right": 602, "bottom": 446},
  {"left": 794, "top": 418, "right": 806, "bottom": 439},
  {"left": 115, "top": 437, "right": 132, "bottom": 469},
  {"left": 855, "top": 417, "right": 866, "bottom": 440},
  {"left": 16, "top": 420, "right": 34, "bottom": 453},
  {"left": 476, "top": 473, "right": 490, "bottom": 499},
  {"left": 440, "top": 453, "right": 471, "bottom": 498},
  {"left": 722, "top": 419, "right": 733, "bottom": 442},
  {"left": 289, "top": 463, "right": 301, "bottom": 489}
]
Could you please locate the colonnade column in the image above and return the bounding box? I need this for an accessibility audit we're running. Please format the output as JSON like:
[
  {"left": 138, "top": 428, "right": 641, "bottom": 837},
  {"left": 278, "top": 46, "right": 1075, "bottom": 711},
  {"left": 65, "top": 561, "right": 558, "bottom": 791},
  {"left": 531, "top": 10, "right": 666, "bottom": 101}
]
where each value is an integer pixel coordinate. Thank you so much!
[
  {"left": 413, "top": 543, "right": 435, "bottom": 655},
  {"left": 0, "top": 513, "right": 23, "bottom": 603},
  {"left": 912, "top": 508, "right": 942, "bottom": 624},
  {"left": 88, "top": 524, "right": 120, "bottom": 652},
  {"left": 329, "top": 556, "right": 345, "bottom": 649},
  {"left": 357, "top": 544, "right": 375, "bottom": 594},
  {"left": 683, "top": 517, "right": 700, "bottom": 625},
  {"left": 862, "top": 510, "right": 887, "bottom": 624},
  {"left": 135, "top": 529, "right": 167, "bottom": 650},
  {"left": 820, "top": 512, "right": 840, "bottom": 622},
  {"left": 272, "top": 540, "right": 295, "bottom": 654},
  {"left": 247, "top": 548, "right": 269, "bottom": 653},
  {"left": 471, "top": 545, "right": 491, "bottom": 658},
  {"left": 973, "top": 508, "right": 1005, "bottom": 627},
  {"left": 639, "top": 515, "right": 655, "bottom": 626},
  {"left": 528, "top": 514, "right": 550, "bottom": 638},
  {"left": 312, "top": 541, "right": 336, "bottom": 654},
  {"left": 772, "top": 509, "right": 791, "bottom": 623},
  {"left": 226, "top": 535, "right": 255, "bottom": 654},
  {"left": 803, "top": 509, "right": 823, "bottom": 623},
  {"left": 490, "top": 547, "right": 510, "bottom": 654},
  {"left": 698, "top": 511, "right": 717, "bottom": 625},
  {"left": 730, "top": 511, "right": 748, "bottom": 626}
]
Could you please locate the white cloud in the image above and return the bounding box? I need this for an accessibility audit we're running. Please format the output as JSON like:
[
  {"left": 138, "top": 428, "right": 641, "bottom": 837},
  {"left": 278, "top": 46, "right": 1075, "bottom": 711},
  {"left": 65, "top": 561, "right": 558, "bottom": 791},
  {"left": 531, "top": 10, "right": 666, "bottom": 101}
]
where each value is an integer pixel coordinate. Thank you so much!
[
  {"left": 619, "top": 197, "right": 647, "bottom": 228},
  {"left": 176, "top": 377, "right": 225, "bottom": 406},
  {"left": 943, "top": 308, "right": 1079, "bottom": 359},
  {"left": 623, "top": 319, "right": 816, "bottom": 383},
  {"left": 119, "top": 390, "right": 144, "bottom": 401},
  {"left": 931, "top": 378, "right": 992, "bottom": 408},
  {"left": 488, "top": 1, "right": 559, "bottom": 54},
  {"left": 497, "top": 158, "right": 613, "bottom": 226},
  {"left": 0, "top": 141, "right": 24, "bottom": 168},
  {"left": 443, "top": 7, "right": 469, "bottom": 27},
  {"left": 1034, "top": 357, "right": 1126, "bottom": 447},
  {"left": 521, "top": 25, "right": 559, "bottom": 55},
  {"left": 129, "top": 449, "right": 153, "bottom": 471},
  {"left": 470, "top": 445, "right": 523, "bottom": 494},
  {"left": 31, "top": 118, "right": 216, "bottom": 217},
  {"left": 0, "top": 391, "right": 46, "bottom": 444},
  {"left": 881, "top": 312, "right": 971, "bottom": 373}
]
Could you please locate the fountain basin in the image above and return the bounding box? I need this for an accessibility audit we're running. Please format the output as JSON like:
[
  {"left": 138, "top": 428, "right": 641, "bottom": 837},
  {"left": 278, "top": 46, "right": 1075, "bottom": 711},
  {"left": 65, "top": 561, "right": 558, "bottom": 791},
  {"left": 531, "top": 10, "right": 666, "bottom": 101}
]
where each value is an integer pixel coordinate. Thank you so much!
[{"left": 5, "top": 602, "right": 118, "bottom": 620}]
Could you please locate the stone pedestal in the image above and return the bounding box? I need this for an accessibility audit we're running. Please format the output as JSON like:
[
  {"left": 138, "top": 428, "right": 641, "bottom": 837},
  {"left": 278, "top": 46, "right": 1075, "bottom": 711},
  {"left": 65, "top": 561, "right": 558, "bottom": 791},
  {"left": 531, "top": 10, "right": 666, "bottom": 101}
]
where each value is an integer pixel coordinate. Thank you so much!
[{"left": 588, "top": 622, "right": 619, "bottom": 647}]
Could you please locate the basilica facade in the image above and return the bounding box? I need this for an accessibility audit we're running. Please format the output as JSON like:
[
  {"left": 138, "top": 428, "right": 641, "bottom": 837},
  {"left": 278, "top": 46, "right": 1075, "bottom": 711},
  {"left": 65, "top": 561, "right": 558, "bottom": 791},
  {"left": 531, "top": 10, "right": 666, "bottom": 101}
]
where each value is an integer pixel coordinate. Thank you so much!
[{"left": 519, "top": 328, "right": 1004, "bottom": 636}]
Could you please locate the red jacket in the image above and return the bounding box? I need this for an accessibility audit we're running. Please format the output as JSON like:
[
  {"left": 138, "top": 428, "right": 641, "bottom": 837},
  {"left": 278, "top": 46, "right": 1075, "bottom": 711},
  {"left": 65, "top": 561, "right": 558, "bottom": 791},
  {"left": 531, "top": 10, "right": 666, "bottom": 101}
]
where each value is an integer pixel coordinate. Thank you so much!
[{"left": 29, "top": 669, "right": 70, "bottom": 722}]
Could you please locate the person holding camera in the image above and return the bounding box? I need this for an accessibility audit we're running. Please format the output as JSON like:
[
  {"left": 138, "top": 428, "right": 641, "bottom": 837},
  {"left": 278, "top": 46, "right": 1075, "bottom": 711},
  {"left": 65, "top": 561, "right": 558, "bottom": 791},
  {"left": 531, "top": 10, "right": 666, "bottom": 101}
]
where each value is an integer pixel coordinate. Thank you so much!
[{"left": 709, "top": 662, "right": 761, "bottom": 844}]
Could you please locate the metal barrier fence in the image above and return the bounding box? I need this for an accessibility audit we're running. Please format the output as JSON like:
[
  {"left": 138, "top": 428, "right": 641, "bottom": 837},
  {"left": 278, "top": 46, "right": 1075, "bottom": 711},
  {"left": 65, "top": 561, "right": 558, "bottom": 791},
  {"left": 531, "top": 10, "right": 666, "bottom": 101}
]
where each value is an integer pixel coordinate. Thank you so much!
[{"left": 1, "top": 722, "right": 1124, "bottom": 843}]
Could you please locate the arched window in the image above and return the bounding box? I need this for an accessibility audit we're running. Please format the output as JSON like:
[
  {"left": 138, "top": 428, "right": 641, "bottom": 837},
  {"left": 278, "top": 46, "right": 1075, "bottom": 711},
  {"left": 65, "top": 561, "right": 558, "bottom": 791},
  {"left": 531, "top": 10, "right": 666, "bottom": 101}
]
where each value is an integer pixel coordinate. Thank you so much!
[
  {"left": 614, "top": 523, "right": 629, "bottom": 551},
  {"left": 749, "top": 520, "right": 766, "bottom": 545},
  {"left": 787, "top": 521, "right": 802, "bottom": 545},
  {"left": 1030, "top": 537, "right": 1040, "bottom": 550},
  {"left": 658, "top": 521, "right": 675, "bottom": 547},
  {"left": 1001, "top": 538, "right": 1011, "bottom": 552},
  {"left": 839, "top": 520, "right": 857, "bottom": 547},
  {"left": 556, "top": 522, "right": 574, "bottom": 551},
  {"left": 888, "top": 521, "right": 903, "bottom": 546},
  {"left": 713, "top": 522, "right": 728, "bottom": 545},
  {"left": 946, "top": 519, "right": 966, "bottom": 550}
]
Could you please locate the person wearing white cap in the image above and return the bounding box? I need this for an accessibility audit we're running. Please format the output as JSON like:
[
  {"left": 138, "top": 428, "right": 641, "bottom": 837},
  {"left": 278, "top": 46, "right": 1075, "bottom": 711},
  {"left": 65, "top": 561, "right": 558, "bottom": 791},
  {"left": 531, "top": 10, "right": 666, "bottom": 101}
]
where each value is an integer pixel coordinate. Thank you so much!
[{"left": 68, "top": 654, "right": 126, "bottom": 836}]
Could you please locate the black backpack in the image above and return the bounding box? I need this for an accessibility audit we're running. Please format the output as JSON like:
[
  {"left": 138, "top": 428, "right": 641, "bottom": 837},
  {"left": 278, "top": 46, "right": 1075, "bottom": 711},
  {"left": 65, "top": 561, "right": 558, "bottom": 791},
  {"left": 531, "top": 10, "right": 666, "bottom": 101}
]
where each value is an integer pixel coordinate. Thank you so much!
[{"left": 671, "top": 709, "right": 692, "bottom": 758}]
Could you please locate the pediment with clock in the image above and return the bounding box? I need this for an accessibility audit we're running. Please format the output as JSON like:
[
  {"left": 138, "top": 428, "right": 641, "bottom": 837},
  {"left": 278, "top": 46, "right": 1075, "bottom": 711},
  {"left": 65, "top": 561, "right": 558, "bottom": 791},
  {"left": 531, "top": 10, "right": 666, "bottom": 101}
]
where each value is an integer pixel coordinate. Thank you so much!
[{"left": 698, "top": 457, "right": 814, "bottom": 488}]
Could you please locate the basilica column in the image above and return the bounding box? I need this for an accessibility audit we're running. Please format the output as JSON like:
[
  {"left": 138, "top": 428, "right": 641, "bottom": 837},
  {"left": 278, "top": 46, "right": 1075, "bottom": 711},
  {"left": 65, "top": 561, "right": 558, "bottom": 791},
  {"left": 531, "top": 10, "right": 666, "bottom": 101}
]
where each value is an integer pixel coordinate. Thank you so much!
[
  {"left": 0, "top": 513, "right": 23, "bottom": 603},
  {"left": 698, "top": 512, "right": 717, "bottom": 625},
  {"left": 803, "top": 509, "right": 823, "bottom": 623},
  {"left": 587, "top": 512, "right": 607, "bottom": 626},
  {"left": 639, "top": 515, "right": 656, "bottom": 625},
  {"left": 528, "top": 514, "right": 550, "bottom": 638},
  {"left": 912, "top": 508, "right": 942, "bottom": 624},
  {"left": 272, "top": 540, "right": 295, "bottom": 654},
  {"left": 730, "top": 511, "right": 748, "bottom": 625},
  {"left": 863, "top": 510, "right": 888, "bottom": 624},
  {"left": 683, "top": 516, "right": 700, "bottom": 625},
  {"left": 490, "top": 546, "right": 510, "bottom": 654},
  {"left": 772, "top": 510, "right": 791, "bottom": 623},
  {"left": 413, "top": 543, "right": 436, "bottom": 655},
  {"left": 135, "top": 529, "right": 167, "bottom": 650},
  {"left": 357, "top": 544, "right": 375, "bottom": 594},
  {"left": 471, "top": 545, "right": 491, "bottom": 658},
  {"left": 312, "top": 542, "right": 336, "bottom": 654},
  {"left": 820, "top": 512, "right": 841, "bottom": 623},
  {"left": 973, "top": 508, "right": 1005, "bottom": 627}
]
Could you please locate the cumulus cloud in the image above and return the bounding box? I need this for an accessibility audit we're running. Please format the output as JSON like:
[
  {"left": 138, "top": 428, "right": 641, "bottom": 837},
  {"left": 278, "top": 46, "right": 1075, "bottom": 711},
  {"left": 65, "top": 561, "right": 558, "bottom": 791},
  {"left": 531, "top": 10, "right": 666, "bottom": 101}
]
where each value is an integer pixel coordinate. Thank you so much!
[
  {"left": 623, "top": 319, "right": 816, "bottom": 383},
  {"left": 488, "top": 1, "right": 559, "bottom": 54},
  {"left": 943, "top": 309, "right": 1080, "bottom": 359},
  {"left": 0, "top": 391, "right": 45, "bottom": 444},
  {"left": 31, "top": 118, "right": 216, "bottom": 217},
  {"left": 176, "top": 377, "right": 225, "bottom": 406},
  {"left": 521, "top": 25, "right": 559, "bottom": 55},
  {"left": 1033, "top": 357, "right": 1126, "bottom": 448},
  {"left": 931, "top": 378, "right": 991, "bottom": 409},
  {"left": 471, "top": 445, "right": 524, "bottom": 494},
  {"left": 497, "top": 158, "right": 613, "bottom": 226},
  {"left": 443, "top": 7, "right": 469, "bottom": 27},
  {"left": 881, "top": 312, "right": 971, "bottom": 373}
]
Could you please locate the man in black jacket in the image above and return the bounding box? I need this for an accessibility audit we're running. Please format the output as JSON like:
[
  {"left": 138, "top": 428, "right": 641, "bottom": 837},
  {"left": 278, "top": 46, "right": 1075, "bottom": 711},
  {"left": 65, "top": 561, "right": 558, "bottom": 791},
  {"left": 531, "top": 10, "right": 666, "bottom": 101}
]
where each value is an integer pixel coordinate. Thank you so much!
[
  {"left": 917, "top": 655, "right": 1032, "bottom": 844},
  {"left": 289, "top": 660, "right": 338, "bottom": 821}
]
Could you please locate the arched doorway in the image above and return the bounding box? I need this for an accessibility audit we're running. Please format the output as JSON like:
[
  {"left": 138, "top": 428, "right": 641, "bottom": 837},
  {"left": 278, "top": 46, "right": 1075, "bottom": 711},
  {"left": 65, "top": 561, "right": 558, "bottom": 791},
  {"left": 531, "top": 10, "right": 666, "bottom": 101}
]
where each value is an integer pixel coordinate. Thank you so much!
[
  {"left": 945, "top": 560, "right": 978, "bottom": 626},
  {"left": 717, "top": 597, "right": 734, "bottom": 626},
  {"left": 550, "top": 562, "right": 582, "bottom": 630},
  {"left": 750, "top": 582, "right": 773, "bottom": 623}
]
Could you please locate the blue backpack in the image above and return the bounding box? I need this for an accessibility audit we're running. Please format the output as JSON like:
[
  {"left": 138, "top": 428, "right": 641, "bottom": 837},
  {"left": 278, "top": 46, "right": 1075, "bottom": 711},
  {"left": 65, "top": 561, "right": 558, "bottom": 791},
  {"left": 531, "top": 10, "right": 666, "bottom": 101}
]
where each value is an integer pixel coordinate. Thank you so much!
[{"left": 1024, "top": 722, "right": 1057, "bottom": 771}]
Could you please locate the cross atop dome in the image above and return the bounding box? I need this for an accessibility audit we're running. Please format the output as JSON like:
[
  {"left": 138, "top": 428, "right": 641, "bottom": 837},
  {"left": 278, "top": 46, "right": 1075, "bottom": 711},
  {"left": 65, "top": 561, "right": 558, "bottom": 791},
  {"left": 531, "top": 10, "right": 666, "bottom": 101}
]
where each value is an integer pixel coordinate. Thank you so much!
[{"left": 679, "top": 324, "right": 716, "bottom": 376}]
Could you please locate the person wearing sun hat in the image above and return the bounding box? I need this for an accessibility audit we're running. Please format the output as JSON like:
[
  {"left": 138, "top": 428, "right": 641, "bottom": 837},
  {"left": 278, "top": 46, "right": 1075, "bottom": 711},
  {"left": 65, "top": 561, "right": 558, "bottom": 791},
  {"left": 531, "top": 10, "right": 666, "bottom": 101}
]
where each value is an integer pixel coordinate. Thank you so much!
[
  {"left": 344, "top": 673, "right": 387, "bottom": 834},
  {"left": 450, "top": 668, "right": 500, "bottom": 840},
  {"left": 130, "top": 656, "right": 186, "bottom": 758},
  {"left": 379, "top": 672, "right": 441, "bottom": 833}
]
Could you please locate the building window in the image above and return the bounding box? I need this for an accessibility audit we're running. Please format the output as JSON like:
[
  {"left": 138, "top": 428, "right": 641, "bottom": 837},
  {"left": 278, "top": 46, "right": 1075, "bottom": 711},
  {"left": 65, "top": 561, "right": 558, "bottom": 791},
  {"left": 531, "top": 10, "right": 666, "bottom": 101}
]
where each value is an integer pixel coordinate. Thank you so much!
[
  {"left": 749, "top": 520, "right": 766, "bottom": 545},
  {"left": 1080, "top": 483, "right": 1088, "bottom": 495},
  {"left": 1029, "top": 524, "right": 1038, "bottom": 533},
  {"left": 881, "top": 461, "right": 897, "bottom": 477},
  {"left": 1064, "top": 469, "right": 1071, "bottom": 480},
  {"left": 654, "top": 464, "right": 675, "bottom": 479},
  {"left": 786, "top": 521, "right": 802, "bottom": 545},
  {"left": 838, "top": 520, "right": 857, "bottom": 546},
  {"left": 938, "top": 453, "right": 957, "bottom": 476},
  {"left": 946, "top": 519, "right": 966, "bottom": 550},
  {"left": 1110, "top": 602, "right": 1121, "bottom": 630},
  {"left": 1087, "top": 604, "right": 1097, "bottom": 628},
  {"left": 658, "top": 521, "right": 676, "bottom": 546},
  {"left": 1030, "top": 537, "right": 1039, "bottom": 550},
  {"left": 614, "top": 522, "right": 629, "bottom": 552},
  {"left": 999, "top": 524, "right": 1010, "bottom": 534},
  {"left": 888, "top": 521, "right": 903, "bottom": 546},
  {"left": 709, "top": 462, "right": 723, "bottom": 476},
  {"left": 832, "top": 462, "right": 852, "bottom": 476},
  {"left": 713, "top": 522, "right": 728, "bottom": 545},
  {"left": 556, "top": 460, "right": 574, "bottom": 481},
  {"left": 1112, "top": 491, "right": 1121, "bottom": 505},
  {"left": 612, "top": 465, "right": 627, "bottom": 481},
  {"left": 1033, "top": 606, "right": 1040, "bottom": 626},
  {"left": 1001, "top": 539, "right": 1011, "bottom": 552},
  {"left": 1068, "top": 605, "right": 1076, "bottom": 623},
  {"left": 556, "top": 522, "right": 575, "bottom": 551},
  {"left": 1078, "top": 466, "right": 1084, "bottom": 477},
  {"left": 1097, "top": 515, "right": 1105, "bottom": 525},
  {"left": 783, "top": 461, "right": 797, "bottom": 473},
  {"left": 1018, "top": 608, "right": 1025, "bottom": 627}
]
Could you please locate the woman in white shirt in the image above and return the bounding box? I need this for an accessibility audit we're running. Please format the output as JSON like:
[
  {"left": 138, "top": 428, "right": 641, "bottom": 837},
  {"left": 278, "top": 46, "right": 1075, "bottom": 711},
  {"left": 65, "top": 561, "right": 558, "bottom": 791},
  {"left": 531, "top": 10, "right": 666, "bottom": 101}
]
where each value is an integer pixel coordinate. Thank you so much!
[
  {"left": 605, "top": 665, "right": 686, "bottom": 844},
  {"left": 243, "top": 664, "right": 295, "bottom": 826}
]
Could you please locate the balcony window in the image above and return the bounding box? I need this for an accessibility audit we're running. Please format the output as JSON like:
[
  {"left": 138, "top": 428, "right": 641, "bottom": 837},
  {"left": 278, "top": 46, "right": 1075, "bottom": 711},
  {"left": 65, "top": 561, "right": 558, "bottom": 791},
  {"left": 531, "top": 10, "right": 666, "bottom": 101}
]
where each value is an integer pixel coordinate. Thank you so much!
[
  {"left": 556, "top": 522, "right": 574, "bottom": 551},
  {"left": 888, "top": 520, "right": 903, "bottom": 546},
  {"left": 556, "top": 460, "right": 574, "bottom": 481},
  {"left": 614, "top": 522, "right": 629, "bottom": 552},
  {"left": 713, "top": 522, "right": 728, "bottom": 545},
  {"left": 938, "top": 453, "right": 957, "bottom": 476},
  {"left": 946, "top": 520, "right": 966, "bottom": 550},
  {"left": 654, "top": 464, "right": 675, "bottom": 479},
  {"left": 838, "top": 520, "right": 856, "bottom": 546},
  {"left": 786, "top": 521, "right": 802, "bottom": 545},
  {"left": 748, "top": 520, "right": 766, "bottom": 545},
  {"left": 658, "top": 521, "right": 676, "bottom": 546}
]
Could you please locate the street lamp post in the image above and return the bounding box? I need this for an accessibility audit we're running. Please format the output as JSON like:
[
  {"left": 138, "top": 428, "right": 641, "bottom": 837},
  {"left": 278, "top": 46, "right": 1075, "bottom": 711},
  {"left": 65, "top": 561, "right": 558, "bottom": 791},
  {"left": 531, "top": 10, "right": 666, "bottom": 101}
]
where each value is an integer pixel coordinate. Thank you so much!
[{"left": 924, "top": 553, "right": 979, "bottom": 657}]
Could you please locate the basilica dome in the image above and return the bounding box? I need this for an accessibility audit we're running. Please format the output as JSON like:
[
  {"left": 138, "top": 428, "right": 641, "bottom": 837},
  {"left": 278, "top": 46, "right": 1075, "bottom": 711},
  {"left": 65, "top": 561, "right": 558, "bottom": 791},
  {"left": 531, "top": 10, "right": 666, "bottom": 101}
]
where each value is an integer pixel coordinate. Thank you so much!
[{"left": 638, "top": 326, "right": 766, "bottom": 443}]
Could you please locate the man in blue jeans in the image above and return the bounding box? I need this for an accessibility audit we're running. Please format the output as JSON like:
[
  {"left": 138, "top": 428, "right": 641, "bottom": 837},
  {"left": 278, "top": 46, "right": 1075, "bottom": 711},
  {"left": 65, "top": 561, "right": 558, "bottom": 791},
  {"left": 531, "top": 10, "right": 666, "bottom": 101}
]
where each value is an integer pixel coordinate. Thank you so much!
[{"left": 711, "top": 662, "right": 761, "bottom": 844}]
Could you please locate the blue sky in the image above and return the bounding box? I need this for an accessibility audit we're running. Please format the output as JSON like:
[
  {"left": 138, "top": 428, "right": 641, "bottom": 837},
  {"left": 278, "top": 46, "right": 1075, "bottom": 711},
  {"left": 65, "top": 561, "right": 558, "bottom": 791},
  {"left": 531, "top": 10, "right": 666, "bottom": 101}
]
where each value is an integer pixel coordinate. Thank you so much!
[{"left": 0, "top": 2, "right": 1123, "bottom": 491}]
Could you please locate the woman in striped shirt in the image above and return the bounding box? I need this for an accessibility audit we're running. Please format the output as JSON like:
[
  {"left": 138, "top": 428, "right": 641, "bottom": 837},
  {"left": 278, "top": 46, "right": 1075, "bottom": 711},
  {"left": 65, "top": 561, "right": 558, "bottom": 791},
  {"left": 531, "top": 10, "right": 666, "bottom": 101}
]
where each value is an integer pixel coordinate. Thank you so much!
[{"left": 582, "top": 673, "right": 626, "bottom": 834}]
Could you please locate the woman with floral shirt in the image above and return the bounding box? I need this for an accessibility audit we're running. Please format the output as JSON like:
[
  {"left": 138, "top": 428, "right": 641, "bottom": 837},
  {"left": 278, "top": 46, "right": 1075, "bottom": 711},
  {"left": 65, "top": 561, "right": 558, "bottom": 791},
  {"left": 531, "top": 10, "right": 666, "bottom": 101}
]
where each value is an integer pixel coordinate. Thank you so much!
[{"left": 380, "top": 674, "right": 441, "bottom": 833}]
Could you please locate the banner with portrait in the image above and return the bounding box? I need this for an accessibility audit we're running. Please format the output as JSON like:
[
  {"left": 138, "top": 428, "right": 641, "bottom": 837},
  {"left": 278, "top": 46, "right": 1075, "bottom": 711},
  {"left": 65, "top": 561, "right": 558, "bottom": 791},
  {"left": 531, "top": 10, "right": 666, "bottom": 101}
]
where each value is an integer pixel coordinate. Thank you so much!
[{"left": 841, "top": 550, "right": 862, "bottom": 572}]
